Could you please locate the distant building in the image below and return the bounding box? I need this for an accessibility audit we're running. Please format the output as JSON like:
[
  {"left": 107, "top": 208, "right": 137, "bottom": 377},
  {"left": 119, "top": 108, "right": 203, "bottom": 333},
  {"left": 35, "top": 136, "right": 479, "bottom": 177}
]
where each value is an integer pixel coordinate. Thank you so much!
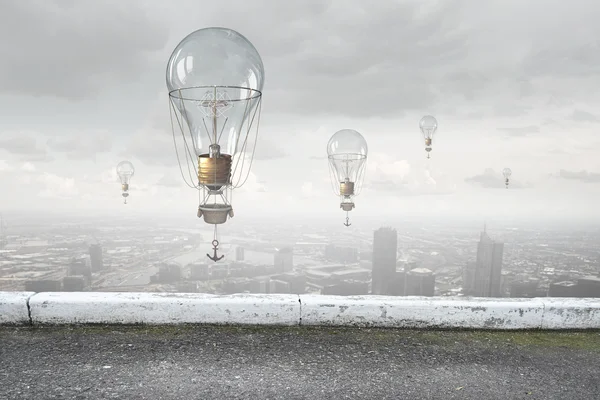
[
  {"left": 576, "top": 276, "right": 600, "bottom": 297},
  {"left": 269, "top": 279, "right": 291, "bottom": 294},
  {"left": 272, "top": 272, "right": 306, "bottom": 294},
  {"left": 236, "top": 247, "right": 245, "bottom": 262},
  {"left": 211, "top": 264, "right": 229, "bottom": 279},
  {"left": 330, "top": 268, "right": 370, "bottom": 282},
  {"left": 463, "top": 226, "right": 504, "bottom": 297},
  {"left": 371, "top": 227, "right": 397, "bottom": 295},
  {"left": 548, "top": 281, "right": 578, "bottom": 297},
  {"left": 89, "top": 244, "right": 104, "bottom": 272},
  {"left": 222, "top": 278, "right": 250, "bottom": 294},
  {"left": 388, "top": 271, "right": 406, "bottom": 296},
  {"left": 274, "top": 247, "right": 293, "bottom": 273},
  {"left": 324, "top": 244, "right": 358, "bottom": 264},
  {"left": 25, "top": 279, "right": 61, "bottom": 292},
  {"left": 62, "top": 276, "right": 86, "bottom": 292},
  {"left": 189, "top": 263, "right": 210, "bottom": 280},
  {"left": 322, "top": 280, "right": 369, "bottom": 296},
  {"left": 510, "top": 279, "right": 544, "bottom": 298},
  {"left": 152, "top": 263, "right": 181, "bottom": 283},
  {"left": 69, "top": 258, "right": 91, "bottom": 284},
  {"left": 404, "top": 268, "right": 435, "bottom": 296},
  {"left": 248, "top": 277, "right": 270, "bottom": 294}
]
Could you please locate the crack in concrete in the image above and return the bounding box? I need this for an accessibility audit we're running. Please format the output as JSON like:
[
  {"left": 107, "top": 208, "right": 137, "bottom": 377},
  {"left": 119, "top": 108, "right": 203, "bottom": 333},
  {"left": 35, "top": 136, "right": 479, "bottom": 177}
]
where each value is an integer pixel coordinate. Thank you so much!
[
  {"left": 298, "top": 295, "right": 302, "bottom": 326},
  {"left": 25, "top": 293, "right": 35, "bottom": 326}
]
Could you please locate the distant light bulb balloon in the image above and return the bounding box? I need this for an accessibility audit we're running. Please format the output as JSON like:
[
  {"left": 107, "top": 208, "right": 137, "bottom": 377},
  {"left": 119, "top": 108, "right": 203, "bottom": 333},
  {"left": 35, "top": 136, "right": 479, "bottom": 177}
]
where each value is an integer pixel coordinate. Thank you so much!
[
  {"left": 116, "top": 161, "right": 135, "bottom": 204},
  {"left": 502, "top": 167, "right": 512, "bottom": 189},
  {"left": 419, "top": 115, "right": 438, "bottom": 158},
  {"left": 327, "top": 129, "right": 368, "bottom": 227},
  {"left": 166, "top": 27, "right": 265, "bottom": 262}
]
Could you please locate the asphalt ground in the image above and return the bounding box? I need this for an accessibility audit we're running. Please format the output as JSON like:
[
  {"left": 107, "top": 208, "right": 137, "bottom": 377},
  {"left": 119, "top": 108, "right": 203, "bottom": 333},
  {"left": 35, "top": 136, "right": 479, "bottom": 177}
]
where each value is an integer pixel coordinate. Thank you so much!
[{"left": 1, "top": 325, "right": 599, "bottom": 399}]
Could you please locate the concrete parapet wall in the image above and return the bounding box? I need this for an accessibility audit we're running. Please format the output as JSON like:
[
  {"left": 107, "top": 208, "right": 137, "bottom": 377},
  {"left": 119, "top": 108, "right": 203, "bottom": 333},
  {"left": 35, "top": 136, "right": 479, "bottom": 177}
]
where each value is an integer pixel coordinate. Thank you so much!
[
  {"left": 1, "top": 291, "right": 599, "bottom": 329},
  {"left": 0, "top": 291, "right": 34, "bottom": 325},
  {"left": 300, "top": 296, "right": 546, "bottom": 329},
  {"left": 28, "top": 292, "right": 300, "bottom": 326}
]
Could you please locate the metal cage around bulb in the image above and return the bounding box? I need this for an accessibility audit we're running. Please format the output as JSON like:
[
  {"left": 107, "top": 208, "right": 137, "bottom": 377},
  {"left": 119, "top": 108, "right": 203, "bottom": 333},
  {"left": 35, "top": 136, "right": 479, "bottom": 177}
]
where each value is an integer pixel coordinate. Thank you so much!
[
  {"left": 326, "top": 129, "right": 368, "bottom": 226},
  {"left": 168, "top": 85, "right": 263, "bottom": 225}
]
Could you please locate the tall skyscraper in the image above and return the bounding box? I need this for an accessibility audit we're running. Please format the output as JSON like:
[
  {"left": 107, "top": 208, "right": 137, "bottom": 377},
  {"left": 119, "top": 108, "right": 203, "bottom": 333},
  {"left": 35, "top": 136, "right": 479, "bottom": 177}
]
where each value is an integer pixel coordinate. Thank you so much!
[
  {"left": 89, "top": 244, "right": 104, "bottom": 272},
  {"left": 236, "top": 246, "right": 245, "bottom": 261},
  {"left": 371, "top": 227, "right": 398, "bottom": 295},
  {"left": 464, "top": 225, "right": 504, "bottom": 297}
]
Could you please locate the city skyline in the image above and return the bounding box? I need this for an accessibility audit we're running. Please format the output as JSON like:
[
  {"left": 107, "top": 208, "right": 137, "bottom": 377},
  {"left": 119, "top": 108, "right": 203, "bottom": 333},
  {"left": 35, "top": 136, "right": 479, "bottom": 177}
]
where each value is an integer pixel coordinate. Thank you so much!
[{"left": 0, "top": 0, "right": 599, "bottom": 222}]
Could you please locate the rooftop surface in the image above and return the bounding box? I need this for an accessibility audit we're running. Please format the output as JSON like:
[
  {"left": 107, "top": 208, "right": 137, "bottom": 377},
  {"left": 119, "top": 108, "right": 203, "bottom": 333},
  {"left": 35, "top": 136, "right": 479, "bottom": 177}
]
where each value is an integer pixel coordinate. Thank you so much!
[{"left": 1, "top": 325, "right": 599, "bottom": 399}]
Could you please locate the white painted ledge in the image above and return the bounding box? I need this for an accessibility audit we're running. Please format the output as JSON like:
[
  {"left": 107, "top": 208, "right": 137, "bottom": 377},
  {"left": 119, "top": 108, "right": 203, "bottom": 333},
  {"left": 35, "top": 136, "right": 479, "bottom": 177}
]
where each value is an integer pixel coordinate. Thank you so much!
[
  {"left": 0, "top": 291, "right": 33, "bottom": 325},
  {"left": 300, "top": 295, "right": 546, "bottom": 329},
  {"left": 29, "top": 292, "right": 300, "bottom": 326},
  {"left": 1, "top": 292, "right": 600, "bottom": 329},
  {"left": 541, "top": 298, "right": 600, "bottom": 329}
]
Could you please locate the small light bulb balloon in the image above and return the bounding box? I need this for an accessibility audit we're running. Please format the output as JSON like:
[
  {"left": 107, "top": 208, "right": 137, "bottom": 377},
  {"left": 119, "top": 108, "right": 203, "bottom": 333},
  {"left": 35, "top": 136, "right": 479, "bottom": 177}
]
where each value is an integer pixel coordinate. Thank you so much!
[
  {"left": 327, "top": 129, "right": 368, "bottom": 227},
  {"left": 166, "top": 27, "right": 265, "bottom": 262},
  {"left": 419, "top": 115, "right": 438, "bottom": 158},
  {"left": 502, "top": 167, "right": 512, "bottom": 189},
  {"left": 116, "top": 161, "right": 135, "bottom": 204}
]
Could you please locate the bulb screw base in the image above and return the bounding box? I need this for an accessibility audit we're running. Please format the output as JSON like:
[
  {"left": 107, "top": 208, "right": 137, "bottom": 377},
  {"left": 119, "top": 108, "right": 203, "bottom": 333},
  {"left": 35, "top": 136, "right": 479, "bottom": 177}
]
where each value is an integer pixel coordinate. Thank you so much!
[
  {"left": 340, "top": 181, "right": 355, "bottom": 196},
  {"left": 198, "top": 153, "right": 232, "bottom": 191}
]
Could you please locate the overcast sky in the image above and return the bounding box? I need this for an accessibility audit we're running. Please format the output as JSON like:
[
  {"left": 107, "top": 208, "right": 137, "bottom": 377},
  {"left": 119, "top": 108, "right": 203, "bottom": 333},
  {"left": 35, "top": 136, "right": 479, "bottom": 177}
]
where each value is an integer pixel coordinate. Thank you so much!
[{"left": 0, "top": 0, "right": 599, "bottom": 226}]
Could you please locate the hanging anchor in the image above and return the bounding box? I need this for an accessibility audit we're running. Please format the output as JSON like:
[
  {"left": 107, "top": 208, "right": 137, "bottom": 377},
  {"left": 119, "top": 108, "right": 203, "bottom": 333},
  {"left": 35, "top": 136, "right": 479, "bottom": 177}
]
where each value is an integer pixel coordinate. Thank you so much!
[
  {"left": 207, "top": 239, "right": 224, "bottom": 262},
  {"left": 344, "top": 215, "right": 351, "bottom": 227}
]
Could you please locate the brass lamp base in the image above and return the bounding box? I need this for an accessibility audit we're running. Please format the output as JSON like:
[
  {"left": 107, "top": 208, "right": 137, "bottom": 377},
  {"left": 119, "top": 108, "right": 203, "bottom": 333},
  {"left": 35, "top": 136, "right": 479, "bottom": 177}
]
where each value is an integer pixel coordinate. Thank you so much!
[
  {"left": 340, "top": 181, "right": 355, "bottom": 196},
  {"left": 198, "top": 153, "right": 232, "bottom": 191}
]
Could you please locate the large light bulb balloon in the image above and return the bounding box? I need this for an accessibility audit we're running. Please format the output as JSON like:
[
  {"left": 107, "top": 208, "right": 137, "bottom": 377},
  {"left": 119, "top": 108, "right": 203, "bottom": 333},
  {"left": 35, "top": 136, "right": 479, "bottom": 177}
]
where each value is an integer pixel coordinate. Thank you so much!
[
  {"left": 502, "top": 167, "right": 512, "bottom": 189},
  {"left": 419, "top": 115, "right": 438, "bottom": 158},
  {"left": 116, "top": 161, "right": 135, "bottom": 204},
  {"left": 166, "top": 27, "right": 264, "bottom": 262},
  {"left": 327, "top": 129, "right": 368, "bottom": 227}
]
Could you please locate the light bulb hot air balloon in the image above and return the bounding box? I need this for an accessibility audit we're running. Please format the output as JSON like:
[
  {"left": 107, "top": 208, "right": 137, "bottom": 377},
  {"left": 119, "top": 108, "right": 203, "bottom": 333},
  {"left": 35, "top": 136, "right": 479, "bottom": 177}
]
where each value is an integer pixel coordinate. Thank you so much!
[
  {"left": 116, "top": 161, "right": 135, "bottom": 204},
  {"left": 166, "top": 27, "right": 264, "bottom": 262},
  {"left": 327, "top": 129, "right": 368, "bottom": 227},
  {"left": 503, "top": 168, "right": 512, "bottom": 189},
  {"left": 419, "top": 115, "right": 438, "bottom": 158}
]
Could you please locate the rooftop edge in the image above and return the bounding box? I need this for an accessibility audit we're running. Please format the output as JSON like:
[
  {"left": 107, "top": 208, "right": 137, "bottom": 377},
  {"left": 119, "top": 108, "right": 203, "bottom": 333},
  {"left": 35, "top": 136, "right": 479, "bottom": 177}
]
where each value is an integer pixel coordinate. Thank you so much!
[{"left": 0, "top": 292, "right": 599, "bottom": 330}]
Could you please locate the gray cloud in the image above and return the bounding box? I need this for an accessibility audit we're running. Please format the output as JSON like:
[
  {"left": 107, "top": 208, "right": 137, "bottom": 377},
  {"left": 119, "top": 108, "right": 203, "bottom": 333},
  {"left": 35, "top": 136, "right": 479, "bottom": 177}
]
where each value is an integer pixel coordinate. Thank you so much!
[
  {"left": 4, "top": 0, "right": 600, "bottom": 121},
  {"left": 367, "top": 179, "right": 455, "bottom": 197},
  {"left": 0, "top": 0, "right": 169, "bottom": 99},
  {"left": 556, "top": 169, "right": 600, "bottom": 183},
  {"left": 47, "top": 134, "right": 112, "bottom": 160},
  {"left": 0, "top": 134, "right": 52, "bottom": 162},
  {"left": 542, "top": 119, "right": 563, "bottom": 127},
  {"left": 122, "top": 130, "right": 178, "bottom": 167},
  {"left": 465, "top": 168, "right": 531, "bottom": 189},
  {"left": 155, "top": 173, "right": 185, "bottom": 188},
  {"left": 253, "top": 139, "right": 287, "bottom": 161},
  {"left": 568, "top": 110, "right": 599, "bottom": 123},
  {"left": 497, "top": 125, "right": 540, "bottom": 137}
]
